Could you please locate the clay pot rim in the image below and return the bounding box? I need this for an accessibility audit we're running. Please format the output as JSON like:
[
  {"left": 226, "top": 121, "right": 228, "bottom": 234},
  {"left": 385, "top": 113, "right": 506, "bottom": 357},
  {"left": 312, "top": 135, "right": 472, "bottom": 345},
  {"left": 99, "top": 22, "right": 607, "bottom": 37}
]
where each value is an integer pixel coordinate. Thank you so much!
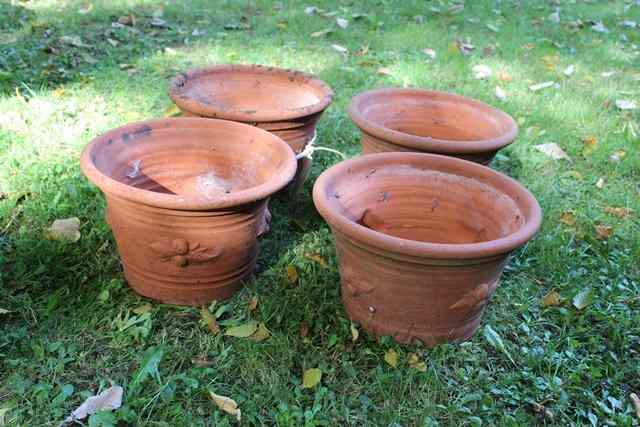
[
  {"left": 313, "top": 152, "right": 542, "bottom": 260},
  {"left": 348, "top": 88, "right": 518, "bottom": 154},
  {"left": 80, "top": 118, "right": 297, "bottom": 211},
  {"left": 168, "top": 64, "right": 334, "bottom": 122}
]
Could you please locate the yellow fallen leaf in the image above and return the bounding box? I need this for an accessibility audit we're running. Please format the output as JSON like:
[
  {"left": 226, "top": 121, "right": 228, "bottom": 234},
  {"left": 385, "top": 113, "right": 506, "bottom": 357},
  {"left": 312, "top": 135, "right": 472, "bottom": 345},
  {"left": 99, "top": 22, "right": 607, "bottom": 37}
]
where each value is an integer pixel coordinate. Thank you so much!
[
  {"left": 407, "top": 353, "right": 427, "bottom": 372},
  {"left": 582, "top": 135, "right": 598, "bottom": 156},
  {"left": 201, "top": 306, "right": 220, "bottom": 335},
  {"left": 384, "top": 349, "right": 398, "bottom": 368},
  {"left": 225, "top": 321, "right": 257, "bottom": 338},
  {"left": 209, "top": 392, "right": 241, "bottom": 422},
  {"left": 350, "top": 323, "right": 359, "bottom": 342},
  {"left": 304, "top": 253, "right": 327, "bottom": 268},
  {"left": 286, "top": 265, "right": 298, "bottom": 284},
  {"left": 163, "top": 104, "right": 182, "bottom": 117},
  {"left": 595, "top": 225, "right": 613, "bottom": 239},
  {"left": 133, "top": 304, "right": 152, "bottom": 315},
  {"left": 302, "top": 368, "right": 322, "bottom": 389},
  {"left": 559, "top": 211, "right": 576, "bottom": 226},
  {"left": 541, "top": 54, "right": 559, "bottom": 71},
  {"left": 248, "top": 296, "right": 258, "bottom": 312},
  {"left": 603, "top": 207, "right": 633, "bottom": 219},
  {"left": 249, "top": 322, "right": 270, "bottom": 342},
  {"left": 541, "top": 290, "right": 561, "bottom": 307}
]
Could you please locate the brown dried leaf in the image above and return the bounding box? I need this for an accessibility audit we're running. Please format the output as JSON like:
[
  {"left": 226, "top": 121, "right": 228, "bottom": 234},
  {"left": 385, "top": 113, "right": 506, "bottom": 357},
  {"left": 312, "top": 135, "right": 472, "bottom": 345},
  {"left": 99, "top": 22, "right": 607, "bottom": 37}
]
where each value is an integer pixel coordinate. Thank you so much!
[
  {"left": 603, "top": 207, "right": 633, "bottom": 219},
  {"left": 248, "top": 296, "right": 258, "bottom": 312},
  {"left": 201, "top": 305, "right": 220, "bottom": 335},
  {"left": 582, "top": 135, "right": 598, "bottom": 156},
  {"left": 559, "top": 211, "right": 576, "bottom": 226},
  {"left": 595, "top": 225, "right": 614, "bottom": 239},
  {"left": 542, "top": 290, "right": 561, "bottom": 307},
  {"left": 534, "top": 143, "right": 570, "bottom": 160},
  {"left": 209, "top": 392, "right": 241, "bottom": 422}
]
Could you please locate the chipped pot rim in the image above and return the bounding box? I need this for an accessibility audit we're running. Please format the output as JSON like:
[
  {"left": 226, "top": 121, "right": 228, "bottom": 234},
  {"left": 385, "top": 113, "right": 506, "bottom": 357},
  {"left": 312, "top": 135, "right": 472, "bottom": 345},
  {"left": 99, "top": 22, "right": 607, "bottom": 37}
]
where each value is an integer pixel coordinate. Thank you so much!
[
  {"left": 168, "top": 64, "right": 334, "bottom": 122},
  {"left": 348, "top": 88, "right": 518, "bottom": 154},
  {"left": 80, "top": 118, "right": 297, "bottom": 211},
  {"left": 313, "top": 152, "right": 542, "bottom": 260}
]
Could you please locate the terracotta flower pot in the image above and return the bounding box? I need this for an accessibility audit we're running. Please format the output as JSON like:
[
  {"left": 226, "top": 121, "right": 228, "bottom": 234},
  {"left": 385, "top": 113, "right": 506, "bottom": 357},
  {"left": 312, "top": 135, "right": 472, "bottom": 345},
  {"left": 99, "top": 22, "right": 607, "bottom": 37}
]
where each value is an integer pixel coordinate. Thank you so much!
[
  {"left": 348, "top": 88, "right": 518, "bottom": 165},
  {"left": 313, "top": 153, "right": 542, "bottom": 346},
  {"left": 168, "top": 64, "right": 333, "bottom": 194},
  {"left": 81, "top": 118, "right": 297, "bottom": 306}
]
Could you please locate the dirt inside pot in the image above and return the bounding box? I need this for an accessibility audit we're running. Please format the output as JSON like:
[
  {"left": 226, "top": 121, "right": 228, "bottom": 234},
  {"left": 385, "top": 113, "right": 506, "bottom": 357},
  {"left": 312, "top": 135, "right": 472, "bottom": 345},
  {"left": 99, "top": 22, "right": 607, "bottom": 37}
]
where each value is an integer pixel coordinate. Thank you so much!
[
  {"left": 361, "top": 95, "right": 509, "bottom": 142},
  {"left": 338, "top": 166, "right": 524, "bottom": 245},
  {"left": 91, "top": 126, "right": 283, "bottom": 199}
]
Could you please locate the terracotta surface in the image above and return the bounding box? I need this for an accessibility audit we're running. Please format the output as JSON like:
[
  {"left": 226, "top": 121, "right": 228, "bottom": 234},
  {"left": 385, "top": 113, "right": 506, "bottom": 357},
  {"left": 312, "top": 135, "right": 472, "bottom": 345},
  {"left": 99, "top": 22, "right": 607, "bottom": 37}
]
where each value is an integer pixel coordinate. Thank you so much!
[
  {"left": 168, "top": 64, "right": 333, "bottom": 193},
  {"left": 81, "top": 118, "right": 297, "bottom": 305},
  {"left": 313, "top": 152, "right": 542, "bottom": 346},
  {"left": 348, "top": 88, "right": 518, "bottom": 165}
]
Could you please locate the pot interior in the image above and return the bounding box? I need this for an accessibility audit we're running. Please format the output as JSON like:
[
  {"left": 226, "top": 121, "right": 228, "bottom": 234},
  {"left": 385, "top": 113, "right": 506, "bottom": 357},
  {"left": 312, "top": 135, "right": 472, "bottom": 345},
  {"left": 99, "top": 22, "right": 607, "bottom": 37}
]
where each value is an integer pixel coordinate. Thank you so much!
[
  {"left": 333, "top": 165, "right": 524, "bottom": 245},
  {"left": 90, "top": 123, "right": 290, "bottom": 199},
  {"left": 177, "top": 68, "right": 326, "bottom": 113},
  {"left": 358, "top": 91, "right": 512, "bottom": 142}
]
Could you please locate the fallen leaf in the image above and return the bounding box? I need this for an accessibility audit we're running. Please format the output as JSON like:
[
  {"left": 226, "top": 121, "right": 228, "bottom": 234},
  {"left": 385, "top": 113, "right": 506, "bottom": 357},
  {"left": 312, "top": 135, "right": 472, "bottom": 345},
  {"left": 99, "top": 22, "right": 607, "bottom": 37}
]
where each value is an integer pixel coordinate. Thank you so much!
[
  {"left": 529, "top": 81, "right": 555, "bottom": 92},
  {"left": 133, "top": 304, "right": 152, "bottom": 315},
  {"left": 407, "top": 353, "right": 427, "bottom": 372},
  {"left": 225, "top": 321, "right": 258, "bottom": 338},
  {"left": 248, "top": 296, "right": 258, "bottom": 312},
  {"left": 377, "top": 67, "right": 393, "bottom": 76},
  {"left": 330, "top": 44, "right": 348, "bottom": 54},
  {"left": 497, "top": 70, "right": 512, "bottom": 81},
  {"left": 118, "top": 15, "right": 135, "bottom": 26},
  {"left": 62, "top": 386, "right": 122, "bottom": 424},
  {"left": 150, "top": 17, "right": 168, "bottom": 28},
  {"left": 559, "top": 211, "right": 576, "bottom": 226},
  {"left": 304, "top": 253, "right": 327, "bottom": 268},
  {"left": 563, "top": 65, "right": 575, "bottom": 77},
  {"left": 615, "top": 100, "right": 637, "bottom": 110},
  {"left": 350, "top": 323, "right": 359, "bottom": 342},
  {"left": 384, "top": 349, "right": 398, "bottom": 368},
  {"left": 59, "top": 35, "right": 88, "bottom": 48},
  {"left": 532, "top": 402, "right": 555, "bottom": 420},
  {"left": 304, "top": 6, "right": 318, "bottom": 16},
  {"left": 484, "top": 324, "right": 515, "bottom": 365},
  {"left": 601, "top": 71, "right": 617, "bottom": 78},
  {"left": 0, "top": 308, "right": 9, "bottom": 315},
  {"left": 472, "top": 64, "right": 491, "bottom": 79},
  {"left": 47, "top": 218, "right": 81, "bottom": 242},
  {"left": 595, "top": 178, "right": 605, "bottom": 189},
  {"left": 609, "top": 150, "right": 626, "bottom": 162},
  {"left": 209, "top": 392, "right": 241, "bottom": 422},
  {"left": 456, "top": 41, "right": 475, "bottom": 55},
  {"left": 486, "top": 23, "right": 500, "bottom": 33},
  {"left": 603, "top": 207, "right": 632, "bottom": 219},
  {"left": 310, "top": 28, "right": 332, "bottom": 38},
  {"left": 249, "top": 322, "right": 270, "bottom": 342},
  {"left": 336, "top": 18, "right": 349, "bottom": 29},
  {"left": 201, "top": 306, "right": 220, "bottom": 335},
  {"left": 422, "top": 48, "right": 436, "bottom": 59},
  {"left": 78, "top": 4, "right": 93, "bottom": 14},
  {"left": 299, "top": 321, "right": 309, "bottom": 338},
  {"left": 542, "top": 290, "right": 561, "bottom": 306},
  {"left": 164, "top": 104, "right": 182, "bottom": 117},
  {"left": 495, "top": 86, "right": 507, "bottom": 101},
  {"left": 591, "top": 21, "right": 609, "bottom": 33},
  {"left": 534, "top": 143, "right": 570, "bottom": 160},
  {"left": 107, "top": 38, "right": 119, "bottom": 47},
  {"left": 286, "top": 265, "right": 299, "bottom": 284},
  {"left": 302, "top": 368, "right": 322, "bottom": 388},
  {"left": 595, "top": 225, "right": 613, "bottom": 239},
  {"left": 630, "top": 393, "right": 640, "bottom": 420},
  {"left": 582, "top": 135, "right": 598, "bottom": 156},
  {"left": 572, "top": 287, "right": 593, "bottom": 309},
  {"left": 541, "top": 54, "right": 559, "bottom": 71},
  {"left": 622, "top": 20, "right": 637, "bottom": 29}
]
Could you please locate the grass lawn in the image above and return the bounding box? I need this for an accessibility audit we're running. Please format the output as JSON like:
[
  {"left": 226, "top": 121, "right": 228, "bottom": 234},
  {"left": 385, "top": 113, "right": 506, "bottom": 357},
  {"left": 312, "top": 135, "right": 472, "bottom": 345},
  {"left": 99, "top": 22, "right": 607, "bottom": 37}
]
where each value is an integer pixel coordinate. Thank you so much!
[{"left": 1, "top": 0, "right": 639, "bottom": 425}]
